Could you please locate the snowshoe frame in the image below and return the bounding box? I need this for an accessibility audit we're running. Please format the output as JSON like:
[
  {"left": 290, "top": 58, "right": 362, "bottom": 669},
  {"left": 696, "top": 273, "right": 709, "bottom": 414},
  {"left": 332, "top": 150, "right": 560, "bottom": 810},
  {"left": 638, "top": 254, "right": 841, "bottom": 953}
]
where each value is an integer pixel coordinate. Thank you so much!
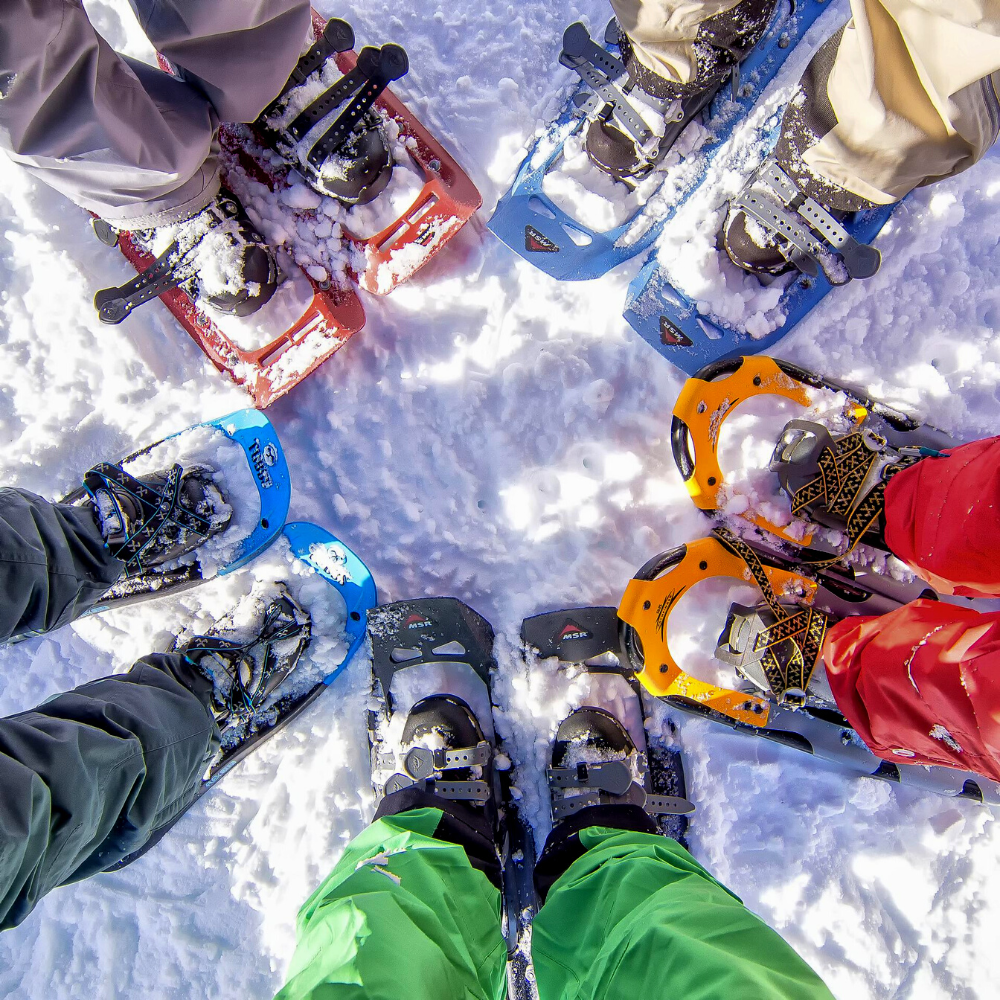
[{"left": 670, "top": 356, "right": 954, "bottom": 547}]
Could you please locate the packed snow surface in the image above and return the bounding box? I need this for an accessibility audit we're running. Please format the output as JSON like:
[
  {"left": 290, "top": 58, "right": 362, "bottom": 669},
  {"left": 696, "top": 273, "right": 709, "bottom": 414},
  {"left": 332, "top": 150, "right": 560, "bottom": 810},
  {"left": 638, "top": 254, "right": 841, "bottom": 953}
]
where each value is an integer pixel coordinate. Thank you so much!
[{"left": 2, "top": 0, "right": 1000, "bottom": 997}]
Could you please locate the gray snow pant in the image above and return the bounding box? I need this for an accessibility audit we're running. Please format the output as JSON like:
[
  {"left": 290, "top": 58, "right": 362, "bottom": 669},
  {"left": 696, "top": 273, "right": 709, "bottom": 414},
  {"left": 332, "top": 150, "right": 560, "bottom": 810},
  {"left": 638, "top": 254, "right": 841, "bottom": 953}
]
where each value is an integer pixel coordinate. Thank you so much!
[
  {"left": 0, "top": 488, "right": 217, "bottom": 928},
  {"left": 0, "top": 0, "right": 311, "bottom": 227}
]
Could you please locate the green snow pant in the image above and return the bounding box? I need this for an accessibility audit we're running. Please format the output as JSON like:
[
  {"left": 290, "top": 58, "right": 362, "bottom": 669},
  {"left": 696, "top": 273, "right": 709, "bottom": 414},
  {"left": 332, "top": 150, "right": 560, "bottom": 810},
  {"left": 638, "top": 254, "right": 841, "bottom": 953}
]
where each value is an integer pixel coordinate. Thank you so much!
[{"left": 275, "top": 803, "right": 834, "bottom": 1000}]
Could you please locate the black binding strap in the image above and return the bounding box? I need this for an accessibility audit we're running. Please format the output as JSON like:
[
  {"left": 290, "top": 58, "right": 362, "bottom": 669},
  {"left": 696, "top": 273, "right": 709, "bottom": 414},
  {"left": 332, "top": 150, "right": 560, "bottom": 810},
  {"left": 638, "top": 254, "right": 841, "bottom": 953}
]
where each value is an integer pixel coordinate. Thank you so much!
[{"left": 84, "top": 463, "right": 211, "bottom": 570}]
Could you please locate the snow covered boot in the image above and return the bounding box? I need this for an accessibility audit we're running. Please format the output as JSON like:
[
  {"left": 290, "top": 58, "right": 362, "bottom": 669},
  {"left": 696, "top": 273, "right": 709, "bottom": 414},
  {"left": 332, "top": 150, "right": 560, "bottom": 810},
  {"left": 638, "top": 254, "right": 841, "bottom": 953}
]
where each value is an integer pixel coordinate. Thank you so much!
[
  {"left": 770, "top": 419, "right": 926, "bottom": 557},
  {"left": 93, "top": 189, "right": 278, "bottom": 324},
  {"left": 722, "top": 35, "right": 883, "bottom": 282},
  {"left": 257, "top": 18, "right": 408, "bottom": 206},
  {"left": 177, "top": 583, "right": 312, "bottom": 739},
  {"left": 580, "top": 0, "right": 778, "bottom": 180},
  {"left": 85, "top": 461, "right": 232, "bottom": 572}
]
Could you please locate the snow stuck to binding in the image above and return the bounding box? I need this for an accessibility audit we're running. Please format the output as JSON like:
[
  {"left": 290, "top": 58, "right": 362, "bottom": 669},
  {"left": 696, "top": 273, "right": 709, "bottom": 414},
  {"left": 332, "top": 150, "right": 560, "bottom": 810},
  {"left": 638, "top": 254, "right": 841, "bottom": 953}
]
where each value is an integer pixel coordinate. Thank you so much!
[{"left": 121, "top": 423, "right": 259, "bottom": 577}]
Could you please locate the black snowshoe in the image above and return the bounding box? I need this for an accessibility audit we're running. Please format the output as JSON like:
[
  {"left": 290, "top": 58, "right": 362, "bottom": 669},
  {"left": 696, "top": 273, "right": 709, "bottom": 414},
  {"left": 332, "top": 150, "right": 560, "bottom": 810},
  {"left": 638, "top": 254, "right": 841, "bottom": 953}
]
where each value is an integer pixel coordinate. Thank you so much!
[
  {"left": 367, "top": 598, "right": 503, "bottom": 823},
  {"left": 573, "top": 0, "right": 778, "bottom": 181},
  {"left": 523, "top": 608, "right": 694, "bottom": 842},
  {"left": 258, "top": 18, "right": 408, "bottom": 205},
  {"left": 93, "top": 189, "right": 278, "bottom": 324}
]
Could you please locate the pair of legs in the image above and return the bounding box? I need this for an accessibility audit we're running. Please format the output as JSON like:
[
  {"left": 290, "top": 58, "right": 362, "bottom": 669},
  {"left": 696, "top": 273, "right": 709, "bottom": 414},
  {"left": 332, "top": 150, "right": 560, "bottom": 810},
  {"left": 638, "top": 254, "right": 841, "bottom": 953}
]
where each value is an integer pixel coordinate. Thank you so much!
[
  {"left": 274, "top": 795, "right": 834, "bottom": 1000},
  {"left": 0, "top": 0, "right": 310, "bottom": 228},
  {"left": 613, "top": 0, "right": 1000, "bottom": 205}
]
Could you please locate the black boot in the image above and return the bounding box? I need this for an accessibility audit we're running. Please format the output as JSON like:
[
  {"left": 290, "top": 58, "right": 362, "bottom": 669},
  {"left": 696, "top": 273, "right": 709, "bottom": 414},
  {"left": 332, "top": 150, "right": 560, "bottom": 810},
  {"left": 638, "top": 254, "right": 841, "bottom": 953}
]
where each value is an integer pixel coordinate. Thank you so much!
[
  {"left": 257, "top": 18, "right": 406, "bottom": 206},
  {"left": 86, "top": 462, "right": 232, "bottom": 570},
  {"left": 721, "top": 31, "right": 883, "bottom": 280},
  {"left": 586, "top": 0, "right": 778, "bottom": 179},
  {"left": 535, "top": 706, "right": 694, "bottom": 900},
  {"left": 177, "top": 584, "right": 312, "bottom": 736}
]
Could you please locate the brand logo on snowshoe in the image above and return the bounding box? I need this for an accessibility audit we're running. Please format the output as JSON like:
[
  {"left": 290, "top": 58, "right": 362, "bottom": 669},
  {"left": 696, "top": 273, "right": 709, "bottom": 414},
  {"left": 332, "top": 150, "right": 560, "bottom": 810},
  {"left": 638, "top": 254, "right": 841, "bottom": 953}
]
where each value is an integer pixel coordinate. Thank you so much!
[
  {"left": 524, "top": 226, "right": 559, "bottom": 253},
  {"left": 413, "top": 223, "right": 436, "bottom": 247},
  {"left": 405, "top": 614, "right": 434, "bottom": 629},
  {"left": 248, "top": 438, "right": 274, "bottom": 489},
  {"left": 659, "top": 317, "right": 693, "bottom": 348},
  {"left": 262, "top": 443, "right": 278, "bottom": 467},
  {"left": 559, "top": 622, "right": 591, "bottom": 642}
]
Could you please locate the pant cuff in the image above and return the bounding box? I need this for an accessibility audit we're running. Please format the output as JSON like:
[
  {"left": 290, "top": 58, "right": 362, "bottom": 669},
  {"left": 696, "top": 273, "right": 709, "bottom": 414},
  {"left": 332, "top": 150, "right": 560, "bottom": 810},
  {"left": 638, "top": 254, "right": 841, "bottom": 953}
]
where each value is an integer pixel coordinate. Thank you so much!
[
  {"left": 376, "top": 787, "right": 503, "bottom": 888},
  {"left": 534, "top": 804, "right": 657, "bottom": 901}
]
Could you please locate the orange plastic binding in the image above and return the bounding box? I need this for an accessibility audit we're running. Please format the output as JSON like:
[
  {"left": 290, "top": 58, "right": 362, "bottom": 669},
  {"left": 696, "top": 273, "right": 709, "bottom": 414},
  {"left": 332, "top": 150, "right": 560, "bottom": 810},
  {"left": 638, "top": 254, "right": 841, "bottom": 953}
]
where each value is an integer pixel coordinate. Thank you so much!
[{"left": 618, "top": 536, "right": 818, "bottom": 726}]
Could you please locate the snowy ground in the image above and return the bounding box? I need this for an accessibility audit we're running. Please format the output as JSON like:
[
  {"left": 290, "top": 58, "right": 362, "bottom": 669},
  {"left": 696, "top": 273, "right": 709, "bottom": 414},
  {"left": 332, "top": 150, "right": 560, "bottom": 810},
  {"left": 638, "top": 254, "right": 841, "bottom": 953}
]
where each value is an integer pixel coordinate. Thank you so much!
[{"left": 2, "top": 0, "right": 1000, "bottom": 997}]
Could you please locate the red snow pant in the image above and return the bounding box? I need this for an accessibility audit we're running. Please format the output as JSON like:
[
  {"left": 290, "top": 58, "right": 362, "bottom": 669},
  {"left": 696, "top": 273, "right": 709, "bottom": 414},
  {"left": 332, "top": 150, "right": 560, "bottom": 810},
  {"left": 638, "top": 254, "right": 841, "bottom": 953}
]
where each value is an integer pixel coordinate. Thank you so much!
[
  {"left": 823, "top": 437, "right": 1000, "bottom": 778},
  {"left": 884, "top": 435, "right": 1000, "bottom": 599},
  {"left": 825, "top": 601, "right": 1000, "bottom": 781}
]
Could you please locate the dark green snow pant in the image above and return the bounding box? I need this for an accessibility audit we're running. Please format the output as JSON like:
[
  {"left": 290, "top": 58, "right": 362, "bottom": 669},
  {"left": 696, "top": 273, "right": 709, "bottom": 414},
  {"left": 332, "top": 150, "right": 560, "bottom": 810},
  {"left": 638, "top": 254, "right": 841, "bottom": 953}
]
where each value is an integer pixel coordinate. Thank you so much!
[
  {"left": 275, "top": 801, "right": 835, "bottom": 1000},
  {"left": 0, "top": 654, "right": 218, "bottom": 929},
  {"left": 0, "top": 488, "right": 216, "bottom": 928},
  {"left": 0, "top": 487, "right": 124, "bottom": 642}
]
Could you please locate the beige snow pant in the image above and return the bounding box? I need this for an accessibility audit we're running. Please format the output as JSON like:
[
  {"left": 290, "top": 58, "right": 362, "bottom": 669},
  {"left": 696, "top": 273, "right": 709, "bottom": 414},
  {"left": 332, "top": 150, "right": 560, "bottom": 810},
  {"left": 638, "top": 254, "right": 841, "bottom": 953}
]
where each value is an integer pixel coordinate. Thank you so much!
[
  {"left": 0, "top": 0, "right": 311, "bottom": 228},
  {"left": 613, "top": 0, "right": 1000, "bottom": 203}
]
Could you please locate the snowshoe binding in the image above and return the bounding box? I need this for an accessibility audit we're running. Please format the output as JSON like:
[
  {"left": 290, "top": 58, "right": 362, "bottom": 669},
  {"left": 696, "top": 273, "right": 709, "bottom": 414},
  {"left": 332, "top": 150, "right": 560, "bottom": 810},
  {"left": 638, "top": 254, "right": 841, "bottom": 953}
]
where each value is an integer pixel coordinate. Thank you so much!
[
  {"left": 617, "top": 528, "right": 1000, "bottom": 804},
  {"left": 722, "top": 158, "right": 882, "bottom": 283},
  {"left": 670, "top": 355, "right": 953, "bottom": 560},
  {"left": 87, "top": 462, "right": 231, "bottom": 571},
  {"left": 179, "top": 583, "right": 312, "bottom": 736},
  {"left": 581, "top": 0, "right": 778, "bottom": 181},
  {"left": 93, "top": 189, "right": 278, "bottom": 324},
  {"left": 257, "top": 17, "right": 408, "bottom": 205},
  {"left": 522, "top": 607, "right": 694, "bottom": 842}
]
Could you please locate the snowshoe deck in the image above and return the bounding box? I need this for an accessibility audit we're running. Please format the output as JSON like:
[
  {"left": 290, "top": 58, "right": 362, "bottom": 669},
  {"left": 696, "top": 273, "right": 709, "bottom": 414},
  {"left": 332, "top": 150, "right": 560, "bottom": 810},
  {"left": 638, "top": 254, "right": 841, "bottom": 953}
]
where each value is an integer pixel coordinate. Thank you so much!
[
  {"left": 488, "top": 0, "right": 829, "bottom": 280},
  {"left": 670, "top": 356, "right": 954, "bottom": 549},
  {"left": 617, "top": 532, "right": 1000, "bottom": 806},
  {"left": 103, "top": 522, "right": 376, "bottom": 870},
  {"left": 624, "top": 204, "right": 897, "bottom": 375},
  {"left": 96, "top": 212, "right": 366, "bottom": 410},
  {"left": 64, "top": 409, "right": 290, "bottom": 617}
]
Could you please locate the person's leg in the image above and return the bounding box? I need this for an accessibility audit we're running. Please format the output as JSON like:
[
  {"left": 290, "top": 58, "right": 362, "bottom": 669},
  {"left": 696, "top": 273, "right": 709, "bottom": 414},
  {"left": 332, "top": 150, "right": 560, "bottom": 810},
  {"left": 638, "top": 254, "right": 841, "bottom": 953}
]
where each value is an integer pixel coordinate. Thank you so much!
[
  {"left": 882, "top": 436, "right": 1000, "bottom": 598},
  {"left": 274, "top": 791, "right": 507, "bottom": 1000},
  {"left": 610, "top": 0, "right": 750, "bottom": 89},
  {"left": 532, "top": 806, "right": 835, "bottom": 1000},
  {"left": 0, "top": 488, "right": 123, "bottom": 642},
  {"left": 780, "top": 0, "right": 1000, "bottom": 208},
  {"left": 0, "top": 0, "right": 227, "bottom": 228},
  {"left": 126, "top": 0, "right": 311, "bottom": 124},
  {"left": 825, "top": 599, "right": 1000, "bottom": 780},
  {"left": 0, "top": 651, "right": 216, "bottom": 928}
]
